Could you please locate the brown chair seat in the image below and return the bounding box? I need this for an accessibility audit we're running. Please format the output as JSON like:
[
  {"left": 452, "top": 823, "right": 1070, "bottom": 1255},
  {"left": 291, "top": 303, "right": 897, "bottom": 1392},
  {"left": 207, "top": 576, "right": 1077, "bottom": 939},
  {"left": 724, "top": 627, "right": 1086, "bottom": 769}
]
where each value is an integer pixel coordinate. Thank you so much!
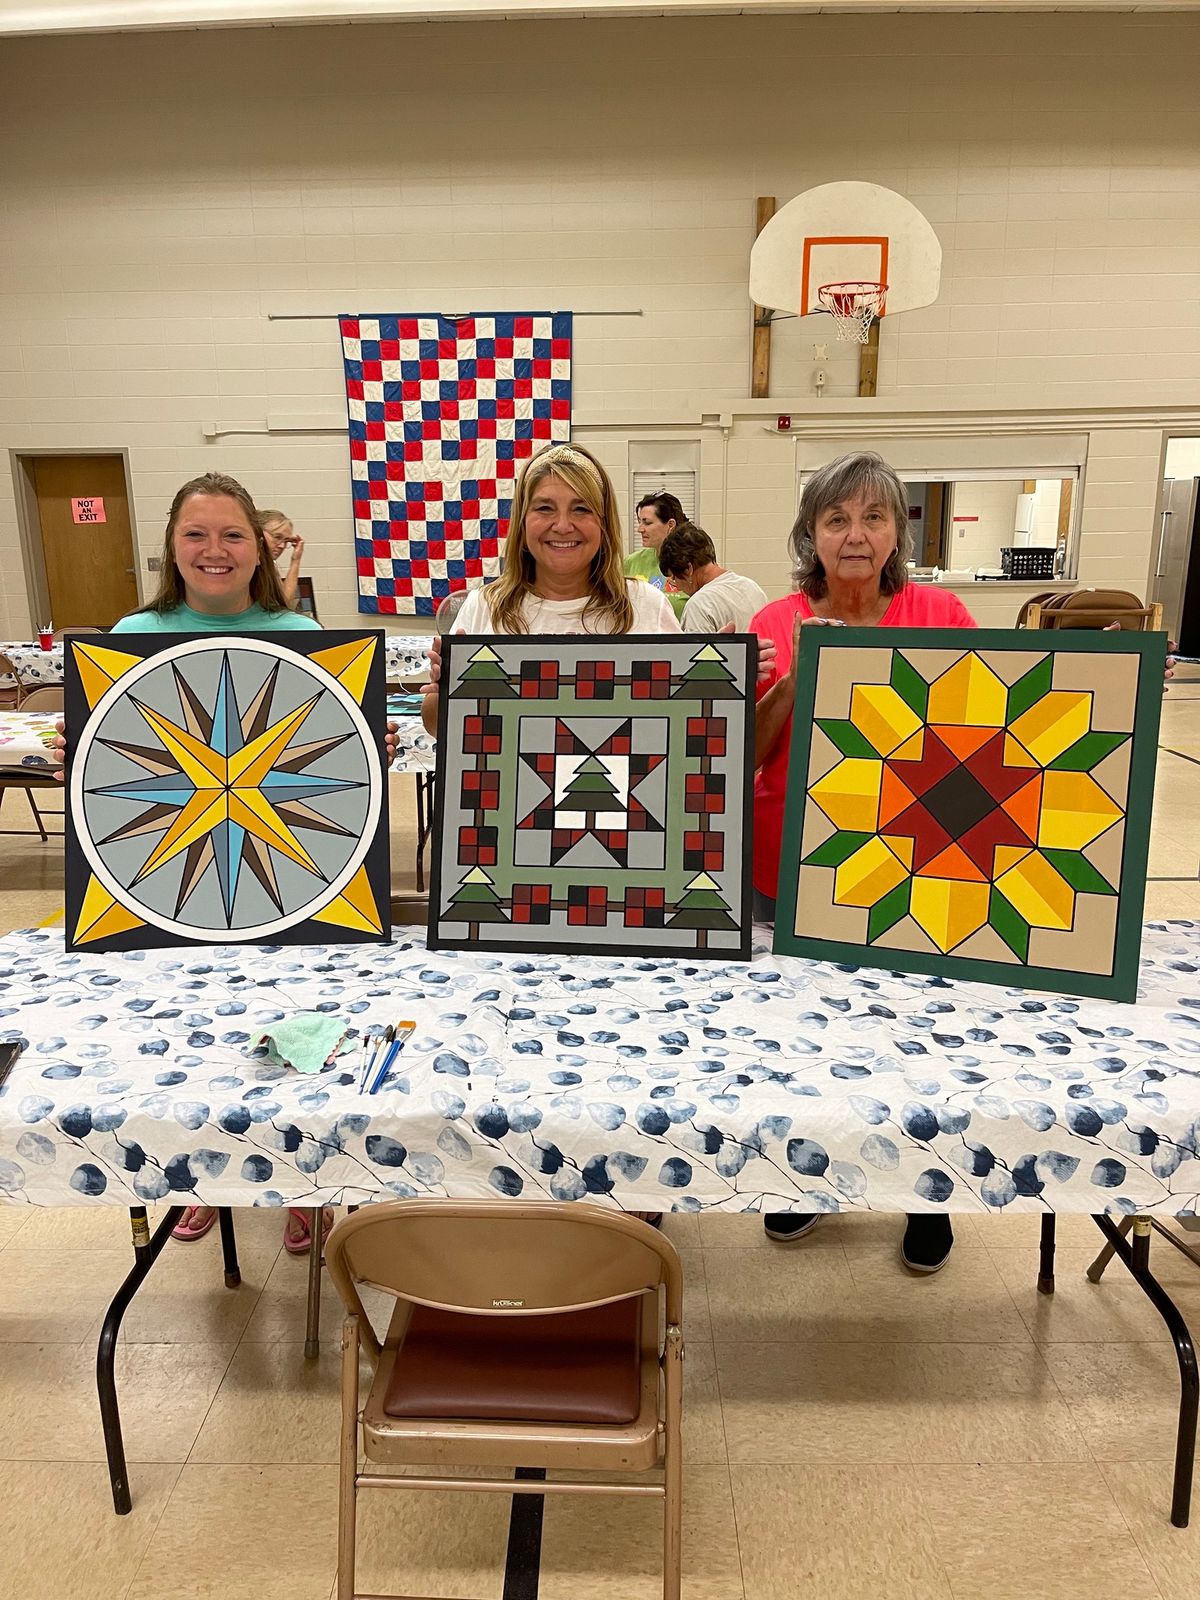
[{"left": 383, "top": 1297, "right": 643, "bottom": 1425}]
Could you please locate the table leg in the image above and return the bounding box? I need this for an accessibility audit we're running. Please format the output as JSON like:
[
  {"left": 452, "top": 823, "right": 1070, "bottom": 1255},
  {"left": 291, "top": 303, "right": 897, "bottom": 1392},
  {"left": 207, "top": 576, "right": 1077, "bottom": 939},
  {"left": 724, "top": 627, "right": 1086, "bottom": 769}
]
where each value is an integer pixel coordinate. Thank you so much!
[
  {"left": 97, "top": 1205, "right": 185, "bottom": 1514},
  {"left": 217, "top": 1206, "right": 240, "bottom": 1288},
  {"left": 414, "top": 774, "right": 427, "bottom": 894},
  {"left": 1086, "top": 1212, "right": 1134, "bottom": 1282},
  {"left": 305, "top": 1206, "right": 323, "bottom": 1360},
  {"left": 1037, "top": 1213, "right": 1056, "bottom": 1295},
  {"left": 1094, "top": 1213, "right": 1198, "bottom": 1528}
]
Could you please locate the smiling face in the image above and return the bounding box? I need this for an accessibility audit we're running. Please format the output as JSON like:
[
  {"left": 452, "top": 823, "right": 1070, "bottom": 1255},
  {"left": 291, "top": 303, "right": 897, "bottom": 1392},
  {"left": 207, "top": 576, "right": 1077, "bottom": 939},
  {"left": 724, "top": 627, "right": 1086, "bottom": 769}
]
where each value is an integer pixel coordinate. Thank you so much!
[
  {"left": 811, "top": 490, "right": 899, "bottom": 593},
  {"left": 636, "top": 504, "right": 675, "bottom": 551},
  {"left": 523, "top": 471, "right": 604, "bottom": 595},
  {"left": 171, "top": 493, "right": 260, "bottom": 613}
]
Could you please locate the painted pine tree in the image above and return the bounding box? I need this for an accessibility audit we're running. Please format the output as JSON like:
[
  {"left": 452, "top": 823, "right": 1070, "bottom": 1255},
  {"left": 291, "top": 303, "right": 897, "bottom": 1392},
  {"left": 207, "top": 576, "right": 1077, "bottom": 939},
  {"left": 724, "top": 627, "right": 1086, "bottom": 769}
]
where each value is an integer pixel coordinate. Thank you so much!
[
  {"left": 666, "top": 871, "right": 740, "bottom": 948},
  {"left": 561, "top": 754, "right": 625, "bottom": 816},
  {"left": 446, "top": 867, "right": 510, "bottom": 936},
  {"left": 672, "top": 642, "right": 742, "bottom": 700},
  {"left": 449, "top": 644, "right": 516, "bottom": 698}
]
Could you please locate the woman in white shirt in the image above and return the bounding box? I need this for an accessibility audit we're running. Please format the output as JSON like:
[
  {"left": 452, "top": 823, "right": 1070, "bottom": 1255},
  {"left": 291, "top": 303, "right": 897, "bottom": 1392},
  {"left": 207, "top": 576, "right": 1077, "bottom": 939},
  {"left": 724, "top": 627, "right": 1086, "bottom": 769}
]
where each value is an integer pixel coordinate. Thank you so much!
[{"left": 423, "top": 443, "right": 679, "bottom": 730}]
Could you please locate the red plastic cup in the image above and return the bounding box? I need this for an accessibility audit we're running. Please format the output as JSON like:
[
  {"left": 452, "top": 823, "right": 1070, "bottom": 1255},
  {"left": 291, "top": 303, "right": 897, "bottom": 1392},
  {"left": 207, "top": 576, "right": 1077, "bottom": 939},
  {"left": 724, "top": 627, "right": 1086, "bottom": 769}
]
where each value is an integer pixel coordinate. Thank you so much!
[{"left": 38, "top": 631, "right": 53, "bottom": 651}]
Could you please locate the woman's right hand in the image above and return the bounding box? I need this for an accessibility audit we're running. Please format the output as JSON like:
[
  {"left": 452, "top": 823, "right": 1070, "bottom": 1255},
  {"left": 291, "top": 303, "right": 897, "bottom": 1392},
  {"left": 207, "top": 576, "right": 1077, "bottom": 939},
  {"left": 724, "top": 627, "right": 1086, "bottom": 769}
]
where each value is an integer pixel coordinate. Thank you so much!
[
  {"left": 787, "top": 612, "right": 843, "bottom": 686},
  {"left": 51, "top": 718, "right": 66, "bottom": 783}
]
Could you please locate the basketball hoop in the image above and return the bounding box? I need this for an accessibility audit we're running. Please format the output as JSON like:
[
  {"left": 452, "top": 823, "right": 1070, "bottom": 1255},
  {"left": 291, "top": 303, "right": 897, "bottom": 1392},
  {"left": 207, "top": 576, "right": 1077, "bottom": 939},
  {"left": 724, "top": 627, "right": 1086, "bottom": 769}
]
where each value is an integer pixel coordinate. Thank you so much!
[{"left": 817, "top": 281, "right": 887, "bottom": 344}]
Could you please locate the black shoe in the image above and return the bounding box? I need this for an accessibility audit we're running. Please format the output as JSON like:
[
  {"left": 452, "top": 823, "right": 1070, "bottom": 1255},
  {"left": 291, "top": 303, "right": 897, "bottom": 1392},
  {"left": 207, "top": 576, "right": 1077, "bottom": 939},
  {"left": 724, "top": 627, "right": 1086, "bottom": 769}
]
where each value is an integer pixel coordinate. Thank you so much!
[
  {"left": 901, "top": 1214, "right": 954, "bottom": 1274},
  {"left": 763, "top": 1212, "right": 824, "bottom": 1243}
]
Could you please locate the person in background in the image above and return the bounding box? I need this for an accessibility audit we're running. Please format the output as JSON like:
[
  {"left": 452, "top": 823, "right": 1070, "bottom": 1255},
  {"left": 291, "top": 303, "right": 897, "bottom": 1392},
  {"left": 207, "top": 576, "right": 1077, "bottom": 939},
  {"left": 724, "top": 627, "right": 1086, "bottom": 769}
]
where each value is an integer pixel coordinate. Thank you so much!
[
  {"left": 625, "top": 490, "right": 689, "bottom": 619},
  {"left": 658, "top": 522, "right": 769, "bottom": 633},
  {"left": 259, "top": 508, "right": 305, "bottom": 611}
]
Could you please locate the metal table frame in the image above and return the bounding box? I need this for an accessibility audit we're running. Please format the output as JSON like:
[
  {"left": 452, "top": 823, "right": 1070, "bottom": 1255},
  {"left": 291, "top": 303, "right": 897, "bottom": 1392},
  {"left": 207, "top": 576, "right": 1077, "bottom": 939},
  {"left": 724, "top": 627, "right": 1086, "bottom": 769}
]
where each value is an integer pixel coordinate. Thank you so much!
[{"left": 94, "top": 1203, "right": 1197, "bottom": 1529}]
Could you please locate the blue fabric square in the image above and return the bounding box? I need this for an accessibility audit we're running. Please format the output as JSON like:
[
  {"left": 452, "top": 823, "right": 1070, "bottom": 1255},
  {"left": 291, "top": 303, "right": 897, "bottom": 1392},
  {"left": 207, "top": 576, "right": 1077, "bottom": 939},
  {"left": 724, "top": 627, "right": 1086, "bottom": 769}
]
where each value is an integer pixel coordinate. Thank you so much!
[
  {"left": 405, "top": 482, "right": 426, "bottom": 502},
  {"left": 367, "top": 461, "right": 387, "bottom": 481},
  {"left": 344, "top": 359, "right": 363, "bottom": 382},
  {"left": 442, "top": 440, "right": 461, "bottom": 459},
  {"left": 383, "top": 380, "right": 403, "bottom": 403},
  {"left": 365, "top": 401, "right": 385, "bottom": 422},
  {"left": 401, "top": 360, "right": 420, "bottom": 381},
  {"left": 371, "top": 521, "right": 392, "bottom": 538},
  {"left": 418, "top": 340, "right": 439, "bottom": 359},
  {"left": 360, "top": 340, "right": 380, "bottom": 361}
]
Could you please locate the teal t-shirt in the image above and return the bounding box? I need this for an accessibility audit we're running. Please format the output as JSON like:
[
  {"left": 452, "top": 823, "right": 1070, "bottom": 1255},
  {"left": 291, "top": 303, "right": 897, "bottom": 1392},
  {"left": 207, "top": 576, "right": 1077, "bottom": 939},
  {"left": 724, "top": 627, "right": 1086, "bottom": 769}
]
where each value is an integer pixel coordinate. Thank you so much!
[
  {"left": 111, "top": 603, "right": 319, "bottom": 634},
  {"left": 623, "top": 546, "right": 688, "bottom": 619}
]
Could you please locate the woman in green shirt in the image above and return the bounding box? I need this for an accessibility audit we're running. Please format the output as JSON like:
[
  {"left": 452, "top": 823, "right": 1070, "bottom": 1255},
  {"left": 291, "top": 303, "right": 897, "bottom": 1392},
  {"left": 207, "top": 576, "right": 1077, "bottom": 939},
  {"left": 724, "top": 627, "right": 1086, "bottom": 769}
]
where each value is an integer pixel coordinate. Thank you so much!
[{"left": 624, "top": 490, "right": 688, "bottom": 620}]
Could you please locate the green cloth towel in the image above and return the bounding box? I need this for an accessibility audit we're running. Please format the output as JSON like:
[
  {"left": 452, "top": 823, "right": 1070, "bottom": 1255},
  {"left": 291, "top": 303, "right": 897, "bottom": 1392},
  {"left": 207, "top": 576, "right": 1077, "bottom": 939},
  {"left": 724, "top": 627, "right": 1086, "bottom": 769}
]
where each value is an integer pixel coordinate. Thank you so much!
[{"left": 255, "top": 1013, "right": 354, "bottom": 1075}]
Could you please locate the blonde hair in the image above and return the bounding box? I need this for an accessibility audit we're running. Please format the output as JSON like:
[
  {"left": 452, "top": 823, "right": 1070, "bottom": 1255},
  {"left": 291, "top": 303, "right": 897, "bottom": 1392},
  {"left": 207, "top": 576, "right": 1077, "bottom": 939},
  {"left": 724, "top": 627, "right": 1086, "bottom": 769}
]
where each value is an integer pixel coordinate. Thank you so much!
[
  {"left": 140, "top": 472, "right": 289, "bottom": 616},
  {"left": 486, "top": 444, "right": 633, "bottom": 636},
  {"left": 259, "top": 508, "right": 292, "bottom": 535}
]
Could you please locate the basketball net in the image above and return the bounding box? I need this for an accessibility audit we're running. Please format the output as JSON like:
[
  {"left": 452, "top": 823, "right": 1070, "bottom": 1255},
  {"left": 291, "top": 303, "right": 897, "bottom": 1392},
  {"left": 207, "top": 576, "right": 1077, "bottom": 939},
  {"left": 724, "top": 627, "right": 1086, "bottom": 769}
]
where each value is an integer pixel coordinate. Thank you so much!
[{"left": 817, "top": 281, "right": 887, "bottom": 344}]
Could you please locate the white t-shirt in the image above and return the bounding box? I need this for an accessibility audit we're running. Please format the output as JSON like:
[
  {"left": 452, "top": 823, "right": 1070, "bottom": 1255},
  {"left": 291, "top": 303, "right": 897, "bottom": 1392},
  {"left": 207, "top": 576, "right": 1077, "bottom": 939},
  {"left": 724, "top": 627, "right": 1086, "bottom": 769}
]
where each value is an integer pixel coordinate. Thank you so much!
[
  {"left": 455, "top": 580, "right": 680, "bottom": 636},
  {"left": 681, "top": 571, "right": 769, "bottom": 633}
]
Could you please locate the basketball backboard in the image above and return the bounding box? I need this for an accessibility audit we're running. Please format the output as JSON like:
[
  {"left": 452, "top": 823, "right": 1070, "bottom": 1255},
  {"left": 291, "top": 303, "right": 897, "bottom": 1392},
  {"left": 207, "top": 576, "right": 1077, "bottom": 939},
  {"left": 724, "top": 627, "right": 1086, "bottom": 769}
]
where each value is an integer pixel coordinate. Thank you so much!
[{"left": 749, "top": 182, "right": 941, "bottom": 320}]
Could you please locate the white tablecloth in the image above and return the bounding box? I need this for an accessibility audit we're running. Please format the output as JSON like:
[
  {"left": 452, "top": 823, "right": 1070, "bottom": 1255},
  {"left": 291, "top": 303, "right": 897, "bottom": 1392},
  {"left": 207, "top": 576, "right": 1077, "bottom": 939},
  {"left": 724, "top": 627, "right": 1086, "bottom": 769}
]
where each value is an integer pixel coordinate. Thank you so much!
[
  {"left": 0, "top": 711, "right": 59, "bottom": 771},
  {"left": 0, "top": 643, "right": 64, "bottom": 690},
  {"left": 1, "top": 921, "right": 1197, "bottom": 1216},
  {"left": 384, "top": 636, "right": 431, "bottom": 681}
]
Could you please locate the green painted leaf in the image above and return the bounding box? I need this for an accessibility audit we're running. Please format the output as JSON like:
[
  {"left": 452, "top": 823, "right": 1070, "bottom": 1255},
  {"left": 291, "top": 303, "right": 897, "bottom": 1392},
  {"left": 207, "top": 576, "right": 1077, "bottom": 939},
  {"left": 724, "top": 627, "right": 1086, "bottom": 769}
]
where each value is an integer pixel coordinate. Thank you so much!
[
  {"left": 1046, "top": 731, "right": 1130, "bottom": 771},
  {"left": 802, "top": 830, "right": 874, "bottom": 869},
  {"left": 989, "top": 886, "right": 1031, "bottom": 962},
  {"left": 889, "top": 653, "right": 928, "bottom": 719},
  {"left": 1041, "top": 848, "right": 1118, "bottom": 895},
  {"left": 815, "top": 718, "right": 879, "bottom": 759},
  {"left": 867, "top": 879, "right": 911, "bottom": 943},
  {"left": 1005, "top": 656, "right": 1053, "bottom": 726}
]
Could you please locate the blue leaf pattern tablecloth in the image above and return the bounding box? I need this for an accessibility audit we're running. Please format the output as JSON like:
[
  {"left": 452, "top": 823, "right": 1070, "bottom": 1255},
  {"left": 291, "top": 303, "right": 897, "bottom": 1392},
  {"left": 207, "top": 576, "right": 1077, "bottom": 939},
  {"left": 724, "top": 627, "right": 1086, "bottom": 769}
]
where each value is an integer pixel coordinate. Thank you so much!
[{"left": 1, "top": 923, "right": 1198, "bottom": 1215}]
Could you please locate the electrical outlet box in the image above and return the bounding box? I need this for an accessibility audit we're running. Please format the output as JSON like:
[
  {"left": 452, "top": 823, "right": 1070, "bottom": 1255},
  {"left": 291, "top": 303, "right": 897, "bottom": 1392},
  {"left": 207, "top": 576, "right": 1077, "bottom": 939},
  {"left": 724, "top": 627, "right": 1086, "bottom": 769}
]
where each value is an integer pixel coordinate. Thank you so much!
[{"left": 776, "top": 415, "right": 791, "bottom": 431}]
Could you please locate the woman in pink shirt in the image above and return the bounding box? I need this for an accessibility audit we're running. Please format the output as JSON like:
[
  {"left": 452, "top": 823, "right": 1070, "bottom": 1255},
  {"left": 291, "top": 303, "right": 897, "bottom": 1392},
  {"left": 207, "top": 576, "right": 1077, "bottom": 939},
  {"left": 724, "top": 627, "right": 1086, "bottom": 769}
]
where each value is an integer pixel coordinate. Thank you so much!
[{"left": 750, "top": 451, "right": 976, "bottom": 1272}]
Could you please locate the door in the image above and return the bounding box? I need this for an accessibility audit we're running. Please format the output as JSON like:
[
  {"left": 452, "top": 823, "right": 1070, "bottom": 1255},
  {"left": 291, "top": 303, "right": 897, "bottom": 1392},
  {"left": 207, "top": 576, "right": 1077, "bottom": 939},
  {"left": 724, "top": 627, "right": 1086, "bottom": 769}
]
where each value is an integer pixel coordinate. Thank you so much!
[
  {"left": 1153, "top": 477, "right": 1198, "bottom": 647},
  {"left": 29, "top": 455, "right": 139, "bottom": 627}
]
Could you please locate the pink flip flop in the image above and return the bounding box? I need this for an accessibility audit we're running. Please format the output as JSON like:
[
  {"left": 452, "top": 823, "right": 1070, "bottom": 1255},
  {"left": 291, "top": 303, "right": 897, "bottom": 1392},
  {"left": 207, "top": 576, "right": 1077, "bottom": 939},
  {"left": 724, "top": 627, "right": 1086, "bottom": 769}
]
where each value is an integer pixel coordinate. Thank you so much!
[
  {"left": 284, "top": 1207, "right": 334, "bottom": 1256},
  {"left": 172, "top": 1205, "right": 218, "bottom": 1242}
]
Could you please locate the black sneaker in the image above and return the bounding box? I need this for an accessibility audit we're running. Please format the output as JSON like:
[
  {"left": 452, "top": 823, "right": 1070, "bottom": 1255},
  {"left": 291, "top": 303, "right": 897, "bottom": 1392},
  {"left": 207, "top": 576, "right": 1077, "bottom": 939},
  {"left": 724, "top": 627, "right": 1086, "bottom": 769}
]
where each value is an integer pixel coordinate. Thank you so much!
[
  {"left": 763, "top": 1213, "right": 824, "bottom": 1243},
  {"left": 901, "top": 1214, "right": 954, "bottom": 1274}
]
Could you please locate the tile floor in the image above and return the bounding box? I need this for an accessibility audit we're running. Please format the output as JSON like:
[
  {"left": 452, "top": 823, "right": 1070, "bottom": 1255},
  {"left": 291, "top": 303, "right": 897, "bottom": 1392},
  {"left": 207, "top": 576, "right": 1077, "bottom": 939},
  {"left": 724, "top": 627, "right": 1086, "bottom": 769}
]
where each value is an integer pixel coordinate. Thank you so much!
[{"left": 1, "top": 676, "right": 1198, "bottom": 1600}]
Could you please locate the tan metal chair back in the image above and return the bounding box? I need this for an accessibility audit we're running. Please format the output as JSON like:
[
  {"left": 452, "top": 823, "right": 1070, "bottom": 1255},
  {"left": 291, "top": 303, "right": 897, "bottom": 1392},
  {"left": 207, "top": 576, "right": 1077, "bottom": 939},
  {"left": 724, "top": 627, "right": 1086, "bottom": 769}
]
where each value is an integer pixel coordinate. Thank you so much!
[
  {"left": 1023, "top": 588, "right": 1163, "bottom": 632},
  {"left": 0, "top": 652, "right": 24, "bottom": 708},
  {"left": 18, "top": 686, "right": 64, "bottom": 712}
]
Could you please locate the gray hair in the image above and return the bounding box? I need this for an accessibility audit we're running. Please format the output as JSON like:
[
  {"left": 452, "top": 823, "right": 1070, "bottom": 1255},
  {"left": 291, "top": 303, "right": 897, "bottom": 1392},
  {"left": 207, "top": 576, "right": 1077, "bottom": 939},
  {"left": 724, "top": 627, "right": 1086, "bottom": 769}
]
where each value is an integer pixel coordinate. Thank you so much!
[{"left": 788, "top": 451, "right": 913, "bottom": 599}]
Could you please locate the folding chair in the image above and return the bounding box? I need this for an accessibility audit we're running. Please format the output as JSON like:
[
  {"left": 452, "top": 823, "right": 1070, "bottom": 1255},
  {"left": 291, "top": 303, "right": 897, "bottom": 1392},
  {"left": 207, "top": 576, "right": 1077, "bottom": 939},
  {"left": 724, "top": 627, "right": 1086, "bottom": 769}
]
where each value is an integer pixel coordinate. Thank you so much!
[{"left": 324, "top": 1201, "right": 685, "bottom": 1600}]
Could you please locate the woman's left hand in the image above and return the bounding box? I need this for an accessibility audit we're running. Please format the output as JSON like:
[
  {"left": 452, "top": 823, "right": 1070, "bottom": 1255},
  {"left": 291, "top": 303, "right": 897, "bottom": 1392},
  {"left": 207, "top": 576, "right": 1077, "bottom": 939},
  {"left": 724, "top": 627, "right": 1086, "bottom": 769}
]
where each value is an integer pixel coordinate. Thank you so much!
[
  {"left": 718, "top": 622, "right": 776, "bottom": 683},
  {"left": 384, "top": 722, "right": 398, "bottom": 765}
]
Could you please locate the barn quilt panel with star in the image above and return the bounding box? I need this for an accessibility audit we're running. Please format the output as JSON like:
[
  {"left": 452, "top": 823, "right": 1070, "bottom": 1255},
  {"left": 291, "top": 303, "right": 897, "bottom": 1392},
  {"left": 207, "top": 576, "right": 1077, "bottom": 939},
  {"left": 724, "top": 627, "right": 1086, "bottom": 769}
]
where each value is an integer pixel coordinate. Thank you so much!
[
  {"left": 428, "top": 635, "right": 756, "bottom": 959},
  {"left": 64, "top": 634, "right": 390, "bottom": 952},
  {"left": 774, "top": 627, "right": 1165, "bottom": 1001}
]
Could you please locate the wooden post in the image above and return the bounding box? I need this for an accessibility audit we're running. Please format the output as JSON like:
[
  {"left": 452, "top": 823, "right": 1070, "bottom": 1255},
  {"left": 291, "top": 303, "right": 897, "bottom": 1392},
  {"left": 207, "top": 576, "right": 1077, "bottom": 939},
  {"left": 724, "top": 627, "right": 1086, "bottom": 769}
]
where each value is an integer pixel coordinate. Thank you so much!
[
  {"left": 750, "top": 196, "right": 776, "bottom": 399},
  {"left": 858, "top": 319, "right": 880, "bottom": 398}
]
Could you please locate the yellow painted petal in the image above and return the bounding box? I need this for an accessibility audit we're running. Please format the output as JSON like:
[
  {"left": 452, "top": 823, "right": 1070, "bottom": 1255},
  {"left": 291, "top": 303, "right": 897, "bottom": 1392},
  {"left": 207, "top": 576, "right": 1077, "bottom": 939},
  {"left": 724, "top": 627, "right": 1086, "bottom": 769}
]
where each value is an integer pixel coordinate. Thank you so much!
[
  {"left": 1008, "top": 690, "right": 1092, "bottom": 768},
  {"left": 227, "top": 694, "right": 322, "bottom": 787},
  {"left": 890, "top": 728, "right": 925, "bottom": 762},
  {"left": 311, "top": 866, "right": 383, "bottom": 936},
  {"left": 833, "top": 836, "right": 909, "bottom": 908},
  {"left": 909, "top": 877, "right": 990, "bottom": 953},
  {"left": 1037, "top": 771, "right": 1123, "bottom": 851},
  {"left": 1002, "top": 733, "right": 1038, "bottom": 770},
  {"left": 992, "top": 843, "right": 1034, "bottom": 880},
  {"left": 73, "top": 643, "right": 144, "bottom": 710},
  {"left": 849, "top": 683, "right": 923, "bottom": 757},
  {"left": 74, "top": 899, "right": 147, "bottom": 945},
  {"left": 228, "top": 789, "right": 323, "bottom": 876},
  {"left": 309, "top": 637, "right": 377, "bottom": 706},
  {"left": 995, "top": 850, "right": 1075, "bottom": 931},
  {"left": 808, "top": 758, "right": 883, "bottom": 834},
  {"left": 135, "top": 791, "right": 229, "bottom": 881},
  {"left": 73, "top": 873, "right": 144, "bottom": 944},
  {"left": 133, "top": 702, "right": 228, "bottom": 788},
  {"left": 925, "top": 653, "right": 1007, "bottom": 727}
]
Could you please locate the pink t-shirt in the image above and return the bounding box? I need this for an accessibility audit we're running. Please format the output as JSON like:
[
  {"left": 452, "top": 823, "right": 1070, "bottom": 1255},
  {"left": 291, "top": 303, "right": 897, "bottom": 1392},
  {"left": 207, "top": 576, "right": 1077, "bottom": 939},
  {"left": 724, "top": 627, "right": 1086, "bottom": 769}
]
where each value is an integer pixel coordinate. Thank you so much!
[{"left": 750, "top": 585, "right": 978, "bottom": 899}]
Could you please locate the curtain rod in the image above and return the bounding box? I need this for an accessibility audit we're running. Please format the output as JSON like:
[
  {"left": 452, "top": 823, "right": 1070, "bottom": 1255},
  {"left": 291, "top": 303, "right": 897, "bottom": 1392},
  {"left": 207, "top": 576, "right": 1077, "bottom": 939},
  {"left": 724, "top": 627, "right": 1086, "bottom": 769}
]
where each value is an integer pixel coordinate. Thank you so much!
[{"left": 267, "top": 310, "right": 642, "bottom": 321}]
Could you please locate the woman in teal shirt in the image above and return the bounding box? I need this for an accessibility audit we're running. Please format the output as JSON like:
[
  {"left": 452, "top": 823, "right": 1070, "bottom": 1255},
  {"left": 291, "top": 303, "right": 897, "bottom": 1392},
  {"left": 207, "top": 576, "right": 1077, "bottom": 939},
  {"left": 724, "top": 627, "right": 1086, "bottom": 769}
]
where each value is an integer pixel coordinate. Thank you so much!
[{"left": 111, "top": 471, "right": 319, "bottom": 635}]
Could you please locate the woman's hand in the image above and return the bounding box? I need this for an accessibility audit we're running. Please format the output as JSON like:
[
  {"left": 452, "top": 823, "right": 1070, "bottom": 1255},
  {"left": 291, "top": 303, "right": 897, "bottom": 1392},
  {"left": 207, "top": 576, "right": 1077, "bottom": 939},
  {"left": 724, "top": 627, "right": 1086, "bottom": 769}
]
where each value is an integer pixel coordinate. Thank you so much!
[
  {"left": 51, "top": 718, "right": 66, "bottom": 782},
  {"left": 717, "top": 621, "right": 776, "bottom": 683},
  {"left": 384, "top": 722, "right": 398, "bottom": 765},
  {"left": 287, "top": 533, "right": 304, "bottom": 569}
]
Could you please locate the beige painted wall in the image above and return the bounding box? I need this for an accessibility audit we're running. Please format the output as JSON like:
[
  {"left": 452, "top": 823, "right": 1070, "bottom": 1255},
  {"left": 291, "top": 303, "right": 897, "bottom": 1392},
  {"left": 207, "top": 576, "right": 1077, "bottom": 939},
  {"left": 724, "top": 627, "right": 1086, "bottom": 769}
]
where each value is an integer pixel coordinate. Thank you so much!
[{"left": 1, "top": 12, "right": 1198, "bottom": 635}]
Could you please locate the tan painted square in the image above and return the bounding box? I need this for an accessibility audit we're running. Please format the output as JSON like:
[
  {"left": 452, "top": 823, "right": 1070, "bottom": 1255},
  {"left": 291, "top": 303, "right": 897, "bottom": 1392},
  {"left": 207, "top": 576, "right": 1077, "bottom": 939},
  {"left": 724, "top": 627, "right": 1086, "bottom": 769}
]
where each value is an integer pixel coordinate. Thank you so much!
[
  {"left": 732, "top": 1464, "right": 952, "bottom": 1599},
  {"left": 1101, "top": 1461, "right": 1200, "bottom": 1600},
  {"left": 1041, "top": 1341, "right": 1183, "bottom": 1462},
  {"left": 0, "top": 1340, "right": 234, "bottom": 1461},
  {"left": 715, "top": 1341, "right": 913, "bottom": 1465},
  {"left": 0, "top": 1460, "right": 179, "bottom": 1600},
  {"left": 916, "top": 1463, "right": 1161, "bottom": 1600},
  {"left": 0, "top": 1247, "right": 136, "bottom": 1343},
  {"left": 125, "top": 1464, "right": 339, "bottom": 1600},
  {"left": 703, "top": 1244, "right": 859, "bottom": 1342},
  {"left": 540, "top": 1464, "right": 743, "bottom": 1600},
  {"left": 189, "top": 1340, "right": 342, "bottom": 1464}
]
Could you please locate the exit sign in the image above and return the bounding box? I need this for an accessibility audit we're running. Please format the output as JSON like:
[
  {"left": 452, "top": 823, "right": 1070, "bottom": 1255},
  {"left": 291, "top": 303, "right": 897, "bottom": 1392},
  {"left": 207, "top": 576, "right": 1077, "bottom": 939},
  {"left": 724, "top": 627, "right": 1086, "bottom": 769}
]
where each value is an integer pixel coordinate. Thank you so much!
[{"left": 72, "top": 497, "right": 106, "bottom": 524}]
